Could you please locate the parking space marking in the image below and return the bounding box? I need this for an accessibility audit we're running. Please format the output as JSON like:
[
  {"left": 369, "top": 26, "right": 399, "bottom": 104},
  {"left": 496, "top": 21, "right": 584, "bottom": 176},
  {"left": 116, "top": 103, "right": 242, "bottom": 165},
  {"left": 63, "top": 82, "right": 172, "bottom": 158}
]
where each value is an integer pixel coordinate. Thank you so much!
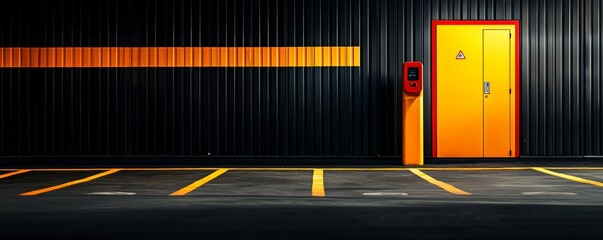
[
  {"left": 170, "top": 169, "right": 229, "bottom": 196},
  {"left": 532, "top": 167, "right": 603, "bottom": 187},
  {"left": 0, "top": 170, "right": 30, "bottom": 179},
  {"left": 87, "top": 192, "right": 137, "bottom": 196},
  {"left": 409, "top": 169, "right": 471, "bottom": 195},
  {"left": 545, "top": 167, "right": 603, "bottom": 170},
  {"left": 416, "top": 167, "right": 530, "bottom": 171},
  {"left": 363, "top": 192, "right": 408, "bottom": 196},
  {"left": 312, "top": 169, "right": 325, "bottom": 197},
  {"left": 2, "top": 167, "right": 603, "bottom": 171},
  {"left": 20, "top": 169, "right": 121, "bottom": 196},
  {"left": 521, "top": 192, "right": 577, "bottom": 196}
]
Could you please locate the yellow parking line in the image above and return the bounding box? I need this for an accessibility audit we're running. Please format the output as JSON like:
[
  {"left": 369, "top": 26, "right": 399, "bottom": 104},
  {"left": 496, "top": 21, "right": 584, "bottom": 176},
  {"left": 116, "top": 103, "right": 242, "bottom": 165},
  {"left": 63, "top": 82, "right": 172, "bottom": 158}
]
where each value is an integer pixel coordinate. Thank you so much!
[
  {"left": 416, "top": 167, "right": 531, "bottom": 171},
  {"left": 0, "top": 167, "right": 406, "bottom": 171},
  {"left": 409, "top": 169, "right": 471, "bottom": 195},
  {"left": 0, "top": 170, "right": 30, "bottom": 179},
  {"left": 0, "top": 168, "right": 109, "bottom": 171},
  {"left": 20, "top": 169, "right": 120, "bottom": 196},
  {"left": 170, "top": 169, "right": 228, "bottom": 196},
  {"left": 544, "top": 167, "right": 603, "bottom": 170},
  {"left": 532, "top": 167, "right": 603, "bottom": 187},
  {"left": 312, "top": 169, "right": 325, "bottom": 197},
  {"left": 1, "top": 167, "right": 603, "bottom": 171},
  {"left": 1, "top": 167, "right": 603, "bottom": 172}
]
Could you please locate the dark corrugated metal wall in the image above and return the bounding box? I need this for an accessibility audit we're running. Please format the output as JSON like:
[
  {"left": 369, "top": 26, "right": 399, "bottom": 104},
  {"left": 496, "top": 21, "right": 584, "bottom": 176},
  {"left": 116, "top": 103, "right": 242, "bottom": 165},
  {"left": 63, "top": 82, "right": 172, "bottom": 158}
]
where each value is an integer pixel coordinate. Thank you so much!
[{"left": 0, "top": 0, "right": 601, "bottom": 158}]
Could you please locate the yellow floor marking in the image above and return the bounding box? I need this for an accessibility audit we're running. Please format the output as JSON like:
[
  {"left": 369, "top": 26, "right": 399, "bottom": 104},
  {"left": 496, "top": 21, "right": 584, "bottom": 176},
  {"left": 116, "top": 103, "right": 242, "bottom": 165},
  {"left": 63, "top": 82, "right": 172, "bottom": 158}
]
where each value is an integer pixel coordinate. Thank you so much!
[
  {"left": 544, "top": 167, "right": 603, "bottom": 170},
  {"left": 20, "top": 169, "right": 120, "bottom": 196},
  {"left": 1, "top": 167, "right": 603, "bottom": 172},
  {"left": 532, "top": 167, "right": 603, "bottom": 187},
  {"left": 0, "top": 168, "right": 125, "bottom": 171},
  {"left": 0, "top": 170, "right": 30, "bottom": 179},
  {"left": 312, "top": 169, "right": 325, "bottom": 197},
  {"left": 409, "top": 169, "right": 471, "bottom": 195},
  {"left": 4, "top": 167, "right": 388, "bottom": 171},
  {"left": 416, "top": 167, "right": 531, "bottom": 171},
  {"left": 0, "top": 167, "right": 531, "bottom": 171},
  {"left": 170, "top": 169, "right": 228, "bottom": 196}
]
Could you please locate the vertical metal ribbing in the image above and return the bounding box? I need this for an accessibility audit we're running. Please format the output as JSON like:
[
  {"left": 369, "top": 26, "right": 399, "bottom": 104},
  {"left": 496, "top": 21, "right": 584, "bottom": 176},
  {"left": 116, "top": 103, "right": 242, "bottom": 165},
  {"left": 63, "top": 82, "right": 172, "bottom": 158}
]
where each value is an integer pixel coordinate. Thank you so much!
[{"left": 0, "top": 0, "right": 601, "bottom": 159}]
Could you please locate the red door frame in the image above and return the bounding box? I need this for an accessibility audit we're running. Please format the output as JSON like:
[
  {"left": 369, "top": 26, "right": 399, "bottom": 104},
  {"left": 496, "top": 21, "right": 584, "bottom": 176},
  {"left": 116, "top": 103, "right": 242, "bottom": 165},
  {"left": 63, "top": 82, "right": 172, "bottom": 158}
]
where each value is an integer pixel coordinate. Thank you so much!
[{"left": 431, "top": 20, "right": 520, "bottom": 158}]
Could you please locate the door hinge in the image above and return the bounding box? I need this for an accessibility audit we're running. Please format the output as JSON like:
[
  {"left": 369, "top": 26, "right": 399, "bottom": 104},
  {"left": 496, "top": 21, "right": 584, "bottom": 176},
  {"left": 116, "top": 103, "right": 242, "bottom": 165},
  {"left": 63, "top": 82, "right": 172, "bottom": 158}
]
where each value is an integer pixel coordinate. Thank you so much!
[
  {"left": 509, "top": 33, "right": 512, "bottom": 38},
  {"left": 509, "top": 88, "right": 512, "bottom": 94},
  {"left": 509, "top": 150, "right": 512, "bottom": 156}
]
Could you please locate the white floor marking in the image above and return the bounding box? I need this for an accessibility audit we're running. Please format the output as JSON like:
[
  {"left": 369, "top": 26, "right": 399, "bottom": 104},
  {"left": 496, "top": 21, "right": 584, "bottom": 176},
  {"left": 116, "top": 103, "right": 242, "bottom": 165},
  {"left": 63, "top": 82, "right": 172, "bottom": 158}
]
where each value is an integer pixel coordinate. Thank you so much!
[
  {"left": 521, "top": 192, "right": 577, "bottom": 196},
  {"left": 363, "top": 192, "right": 408, "bottom": 196},
  {"left": 87, "top": 192, "right": 137, "bottom": 196}
]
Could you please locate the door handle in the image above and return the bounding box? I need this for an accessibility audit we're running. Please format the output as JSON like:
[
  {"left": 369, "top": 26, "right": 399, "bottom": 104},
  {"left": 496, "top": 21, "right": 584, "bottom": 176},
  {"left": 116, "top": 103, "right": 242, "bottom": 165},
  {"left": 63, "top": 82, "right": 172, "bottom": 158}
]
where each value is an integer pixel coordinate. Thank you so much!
[{"left": 484, "top": 81, "right": 491, "bottom": 94}]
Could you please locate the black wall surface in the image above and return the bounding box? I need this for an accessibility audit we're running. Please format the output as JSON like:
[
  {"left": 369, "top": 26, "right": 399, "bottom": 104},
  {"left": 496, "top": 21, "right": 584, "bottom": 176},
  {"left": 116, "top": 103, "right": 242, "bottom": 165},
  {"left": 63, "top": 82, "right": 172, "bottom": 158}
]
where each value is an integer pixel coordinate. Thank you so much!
[{"left": 0, "top": 0, "right": 601, "bottom": 159}]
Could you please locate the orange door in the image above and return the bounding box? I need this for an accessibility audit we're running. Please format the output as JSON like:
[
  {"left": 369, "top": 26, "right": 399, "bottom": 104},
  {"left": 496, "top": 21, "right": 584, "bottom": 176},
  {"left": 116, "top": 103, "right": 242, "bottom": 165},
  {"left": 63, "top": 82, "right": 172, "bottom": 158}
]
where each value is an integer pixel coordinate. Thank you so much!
[
  {"left": 436, "top": 25, "right": 484, "bottom": 157},
  {"left": 434, "top": 22, "right": 517, "bottom": 158},
  {"left": 483, "top": 30, "right": 512, "bottom": 157}
]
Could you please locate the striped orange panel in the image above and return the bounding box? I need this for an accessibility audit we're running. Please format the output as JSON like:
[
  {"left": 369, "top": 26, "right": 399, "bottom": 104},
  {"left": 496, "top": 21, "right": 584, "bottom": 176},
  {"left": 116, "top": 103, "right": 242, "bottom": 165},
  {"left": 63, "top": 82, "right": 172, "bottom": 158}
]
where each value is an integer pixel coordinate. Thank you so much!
[
  {"left": 235, "top": 47, "right": 244, "bottom": 67},
  {"left": 286, "top": 47, "right": 296, "bottom": 67},
  {"left": 150, "top": 47, "right": 159, "bottom": 67},
  {"left": 184, "top": 47, "right": 193, "bottom": 67},
  {"left": 170, "top": 47, "right": 177, "bottom": 67},
  {"left": 314, "top": 47, "right": 323, "bottom": 67},
  {"left": 168, "top": 47, "right": 176, "bottom": 67},
  {"left": 175, "top": 47, "right": 185, "bottom": 66},
  {"left": 0, "top": 47, "right": 360, "bottom": 68},
  {"left": 243, "top": 48, "right": 251, "bottom": 67},
  {"left": 111, "top": 47, "right": 119, "bottom": 67},
  {"left": 270, "top": 47, "right": 278, "bottom": 67},
  {"left": 323, "top": 47, "right": 332, "bottom": 66},
  {"left": 73, "top": 47, "right": 82, "bottom": 67},
  {"left": 252, "top": 47, "right": 261, "bottom": 67},
  {"left": 192, "top": 47, "right": 202, "bottom": 66},
  {"left": 140, "top": 47, "right": 149, "bottom": 67},
  {"left": 56, "top": 48, "right": 66, "bottom": 67},
  {"left": 306, "top": 47, "right": 315, "bottom": 67},
  {"left": 3, "top": 48, "right": 10, "bottom": 67},
  {"left": 13, "top": 48, "right": 21, "bottom": 67},
  {"left": 119, "top": 47, "right": 130, "bottom": 67},
  {"left": 39, "top": 48, "right": 48, "bottom": 67},
  {"left": 200, "top": 47, "right": 209, "bottom": 67},
  {"left": 227, "top": 47, "right": 236, "bottom": 67},
  {"left": 157, "top": 47, "right": 166, "bottom": 67},
  {"left": 8, "top": 48, "right": 15, "bottom": 67},
  {"left": 353, "top": 47, "right": 360, "bottom": 66},
  {"left": 218, "top": 47, "right": 224, "bottom": 66},
  {"left": 83, "top": 48, "right": 91, "bottom": 67},
  {"left": 48, "top": 48, "right": 56, "bottom": 67},
  {"left": 279, "top": 47, "right": 288, "bottom": 67},
  {"left": 31, "top": 48, "right": 40, "bottom": 67},
  {"left": 22, "top": 48, "right": 31, "bottom": 67},
  {"left": 219, "top": 47, "right": 228, "bottom": 67},
  {"left": 131, "top": 47, "right": 139, "bottom": 67},
  {"left": 65, "top": 47, "right": 74, "bottom": 67},
  {"left": 211, "top": 47, "right": 219, "bottom": 67},
  {"left": 261, "top": 47, "right": 270, "bottom": 67},
  {"left": 100, "top": 48, "right": 109, "bottom": 67},
  {"left": 331, "top": 47, "right": 340, "bottom": 66},
  {"left": 296, "top": 47, "right": 306, "bottom": 67},
  {"left": 340, "top": 47, "right": 350, "bottom": 66}
]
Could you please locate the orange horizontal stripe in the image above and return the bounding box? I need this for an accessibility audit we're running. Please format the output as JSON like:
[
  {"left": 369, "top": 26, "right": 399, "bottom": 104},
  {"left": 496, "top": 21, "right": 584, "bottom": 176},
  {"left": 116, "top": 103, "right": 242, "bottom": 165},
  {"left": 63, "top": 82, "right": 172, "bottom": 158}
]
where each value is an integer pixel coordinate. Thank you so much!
[{"left": 0, "top": 47, "right": 360, "bottom": 68}]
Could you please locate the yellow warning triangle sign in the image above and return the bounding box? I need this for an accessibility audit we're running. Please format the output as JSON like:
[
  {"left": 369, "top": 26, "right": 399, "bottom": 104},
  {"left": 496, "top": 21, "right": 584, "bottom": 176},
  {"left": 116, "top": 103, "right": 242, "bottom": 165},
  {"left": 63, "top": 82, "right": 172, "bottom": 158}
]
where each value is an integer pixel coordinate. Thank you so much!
[{"left": 456, "top": 50, "right": 466, "bottom": 59}]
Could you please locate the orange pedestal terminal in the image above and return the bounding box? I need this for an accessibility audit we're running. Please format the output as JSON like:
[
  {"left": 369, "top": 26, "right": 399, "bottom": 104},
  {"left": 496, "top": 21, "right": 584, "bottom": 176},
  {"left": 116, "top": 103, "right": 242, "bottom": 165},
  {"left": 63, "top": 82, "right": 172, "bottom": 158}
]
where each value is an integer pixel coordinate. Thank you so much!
[{"left": 402, "top": 62, "right": 424, "bottom": 165}]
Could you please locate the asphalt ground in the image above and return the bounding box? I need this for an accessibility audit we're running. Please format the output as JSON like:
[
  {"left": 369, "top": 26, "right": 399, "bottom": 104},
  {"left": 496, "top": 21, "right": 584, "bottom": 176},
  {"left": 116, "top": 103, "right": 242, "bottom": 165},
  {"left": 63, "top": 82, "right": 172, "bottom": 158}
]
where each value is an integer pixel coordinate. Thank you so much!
[{"left": 1, "top": 160, "right": 603, "bottom": 240}]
